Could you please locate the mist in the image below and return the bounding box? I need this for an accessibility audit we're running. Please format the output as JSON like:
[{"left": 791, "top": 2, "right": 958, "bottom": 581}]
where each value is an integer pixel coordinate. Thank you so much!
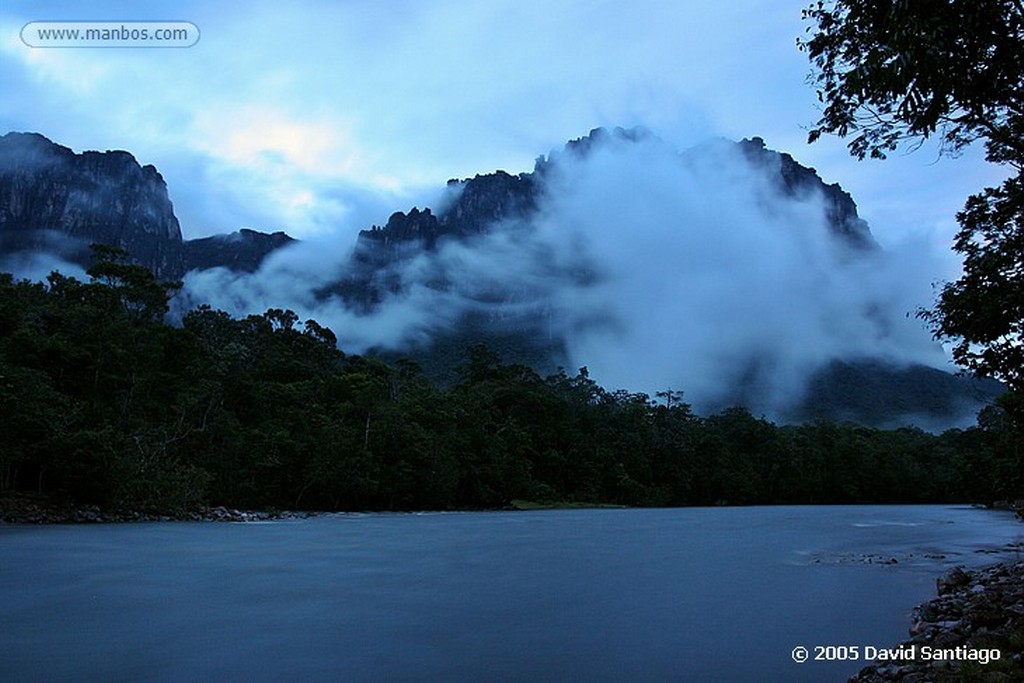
[
  {"left": 0, "top": 229, "right": 89, "bottom": 282},
  {"left": 177, "top": 130, "right": 954, "bottom": 419},
  {"left": 531, "top": 134, "right": 951, "bottom": 415}
]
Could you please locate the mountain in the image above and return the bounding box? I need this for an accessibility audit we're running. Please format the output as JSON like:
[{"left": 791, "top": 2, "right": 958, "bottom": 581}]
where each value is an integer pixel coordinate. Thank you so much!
[
  {"left": 795, "top": 360, "right": 1003, "bottom": 430},
  {"left": 356, "top": 128, "right": 874, "bottom": 264},
  {"left": 0, "top": 132, "right": 293, "bottom": 278},
  {"left": 183, "top": 228, "right": 295, "bottom": 273},
  {"left": 339, "top": 128, "right": 877, "bottom": 308},
  {"left": 0, "top": 128, "right": 1004, "bottom": 428},
  {"left": 735, "top": 135, "right": 875, "bottom": 249},
  {"left": 334, "top": 128, "right": 1003, "bottom": 424}
]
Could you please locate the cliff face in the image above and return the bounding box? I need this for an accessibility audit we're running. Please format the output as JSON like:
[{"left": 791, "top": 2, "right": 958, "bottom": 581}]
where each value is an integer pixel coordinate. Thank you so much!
[
  {"left": 0, "top": 129, "right": 1001, "bottom": 428},
  {"left": 737, "top": 136, "right": 874, "bottom": 249},
  {"left": 0, "top": 132, "right": 184, "bottom": 277},
  {"left": 340, "top": 127, "right": 879, "bottom": 315},
  {"left": 0, "top": 128, "right": 872, "bottom": 283},
  {"left": 357, "top": 170, "right": 537, "bottom": 265},
  {"left": 0, "top": 132, "right": 290, "bottom": 278}
]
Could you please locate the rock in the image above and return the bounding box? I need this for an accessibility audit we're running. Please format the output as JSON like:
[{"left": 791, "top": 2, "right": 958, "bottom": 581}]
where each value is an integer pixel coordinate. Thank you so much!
[
  {"left": 852, "top": 560, "right": 1024, "bottom": 681},
  {"left": 183, "top": 229, "right": 295, "bottom": 274},
  {"left": 937, "top": 566, "right": 971, "bottom": 595}
]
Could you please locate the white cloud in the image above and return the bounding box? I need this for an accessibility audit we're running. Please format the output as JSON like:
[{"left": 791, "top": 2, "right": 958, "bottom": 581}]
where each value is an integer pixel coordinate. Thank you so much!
[{"left": 190, "top": 106, "right": 360, "bottom": 176}]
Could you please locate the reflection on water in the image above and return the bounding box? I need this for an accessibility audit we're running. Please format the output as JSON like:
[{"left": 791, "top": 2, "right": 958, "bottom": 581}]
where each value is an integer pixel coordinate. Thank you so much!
[{"left": 1, "top": 505, "right": 1021, "bottom": 682}]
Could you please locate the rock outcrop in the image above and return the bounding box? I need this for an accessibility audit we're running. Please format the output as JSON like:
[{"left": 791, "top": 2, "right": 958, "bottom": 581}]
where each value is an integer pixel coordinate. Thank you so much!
[
  {"left": 0, "top": 132, "right": 185, "bottom": 278},
  {"left": 356, "top": 169, "right": 537, "bottom": 261},
  {"left": 0, "top": 132, "right": 291, "bottom": 278},
  {"left": 0, "top": 128, "right": 1004, "bottom": 428},
  {"left": 356, "top": 128, "right": 875, "bottom": 267},
  {"left": 737, "top": 135, "right": 875, "bottom": 249}
]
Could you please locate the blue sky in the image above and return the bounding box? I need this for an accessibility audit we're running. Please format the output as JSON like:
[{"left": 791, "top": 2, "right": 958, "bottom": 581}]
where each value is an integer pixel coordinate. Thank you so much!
[{"left": 0, "top": 0, "right": 1008, "bottom": 259}]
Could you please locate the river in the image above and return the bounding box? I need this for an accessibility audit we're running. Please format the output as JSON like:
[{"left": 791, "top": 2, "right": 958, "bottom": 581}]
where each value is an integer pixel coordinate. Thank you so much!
[{"left": 1, "top": 505, "right": 1021, "bottom": 682}]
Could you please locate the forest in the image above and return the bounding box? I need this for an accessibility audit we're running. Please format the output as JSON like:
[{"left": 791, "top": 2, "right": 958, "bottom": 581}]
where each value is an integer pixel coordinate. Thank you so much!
[{"left": 0, "top": 249, "right": 1020, "bottom": 516}]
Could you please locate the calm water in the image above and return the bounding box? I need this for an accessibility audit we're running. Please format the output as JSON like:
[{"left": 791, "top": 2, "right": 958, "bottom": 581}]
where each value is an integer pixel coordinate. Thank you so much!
[{"left": 1, "top": 505, "right": 1021, "bottom": 682}]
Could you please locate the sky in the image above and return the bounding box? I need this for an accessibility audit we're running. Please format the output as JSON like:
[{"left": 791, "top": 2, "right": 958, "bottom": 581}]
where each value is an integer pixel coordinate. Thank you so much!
[{"left": 0, "top": 0, "right": 1008, "bottom": 254}]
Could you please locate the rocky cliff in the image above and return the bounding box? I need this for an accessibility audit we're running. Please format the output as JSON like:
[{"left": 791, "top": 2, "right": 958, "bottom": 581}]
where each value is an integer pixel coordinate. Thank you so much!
[
  {"left": 340, "top": 128, "right": 1002, "bottom": 424},
  {"left": 0, "top": 132, "right": 184, "bottom": 277},
  {"left": 737, "top": 135, "right": 875, "bottom": 249},
  {"left": 357, "top": 170, "right": 537, "bottom": 264},
  {"left": 183, "top": 228, "right": 295, "bottom": 273},
  {"left": 0, "top": 132, "right": 291, "bottom": 278},
  {"left": 0, "top": 128, "right": 871, "bottom": 287}
]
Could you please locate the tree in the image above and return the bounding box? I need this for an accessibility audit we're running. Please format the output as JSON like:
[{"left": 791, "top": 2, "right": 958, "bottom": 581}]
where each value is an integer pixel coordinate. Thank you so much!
[
  {"left": 801, "top": 2, "right": 1024, "bottom": 503},
  {"left": 920, "top": 176, "right": 1024, "bottom": 395},
  {"left": 801, "top": 1, "right": 1024, "bottom": 406},
  {"left": 799, "top": 0, "right": 1024, "bottom": 164},
  {"left": 85, "top": 244, "right": 182, "bottom": 323}
]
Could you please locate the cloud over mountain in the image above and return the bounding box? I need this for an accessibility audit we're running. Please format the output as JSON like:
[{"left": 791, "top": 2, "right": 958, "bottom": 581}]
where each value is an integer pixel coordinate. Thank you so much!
[{"left": 0, "top": 128, "right": 995, "bottom": 427}]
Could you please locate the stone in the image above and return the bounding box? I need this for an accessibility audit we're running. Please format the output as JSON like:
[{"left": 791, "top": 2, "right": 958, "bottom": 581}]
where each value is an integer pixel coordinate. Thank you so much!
[{"left": 937, "top": 566, "right": 972, "bottom": 595}]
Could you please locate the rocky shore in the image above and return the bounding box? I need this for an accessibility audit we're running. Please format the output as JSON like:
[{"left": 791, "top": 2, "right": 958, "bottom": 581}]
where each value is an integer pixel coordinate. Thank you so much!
[
  {"left": 850, "top": 560, "right": 1024, "bottom": 682},
  {"left": 0, "top": 494, "right": 316, "bottom": 524}
]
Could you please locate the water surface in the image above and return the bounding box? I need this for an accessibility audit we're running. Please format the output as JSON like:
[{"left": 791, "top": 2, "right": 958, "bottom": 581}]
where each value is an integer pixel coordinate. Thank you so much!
[{"left": 1, "top": 505, "right": 1021, "bottom": 682}]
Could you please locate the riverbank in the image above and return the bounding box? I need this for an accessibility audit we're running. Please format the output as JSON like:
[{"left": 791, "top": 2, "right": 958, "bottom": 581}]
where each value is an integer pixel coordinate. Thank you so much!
[
  {"left": 0, "top": 493, "right": 315, "bottom": 524},
  {"left": 850, "top": 560, "right": 1024, "bottom": 682},
  {"left": 507, "top": 499, "right": 629, "bottom": 510},
  {"left": 2, "top": 493, "right": 1018, "bottom": 524},
  {"left": 1, "top": 492, "right": 639, "bottom": 523}
]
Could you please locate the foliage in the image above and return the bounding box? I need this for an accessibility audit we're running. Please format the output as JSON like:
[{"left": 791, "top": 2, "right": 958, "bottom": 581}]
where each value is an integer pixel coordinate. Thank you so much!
[
  {"left": 802, "top": 1, "right": 1024, "bottom": 496},
  {"left": 0, "top": 256, "right": 1015, "bottom": 513},
  {"left": 921, "top": 176, "right": 1024, "bottom": 393},
  {"left": 799, "top": 0, "right": 1024, "bottom": 164}
]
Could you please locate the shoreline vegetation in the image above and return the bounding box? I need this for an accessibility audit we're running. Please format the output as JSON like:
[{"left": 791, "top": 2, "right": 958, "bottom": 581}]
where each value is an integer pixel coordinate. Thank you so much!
[
  {"left": 0, "top": 491, "right": 317, "bottom": 524},
  {"left": 1, "top": 491, "right": 1019, "bottom": 525},
  {"left": 0, "top": 491, "right": 636, "bottom": 524},
  {"left": 3, "top": 257, "right": 1023, "bottom": 518}
]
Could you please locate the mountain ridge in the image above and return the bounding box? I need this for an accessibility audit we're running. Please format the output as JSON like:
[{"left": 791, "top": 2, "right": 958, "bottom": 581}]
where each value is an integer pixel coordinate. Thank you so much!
[
  {"left": 0, "top": 128, "right": 1003, "bottom": 428},
  {"left": 356, "top": 127, "right": 876, "bottom": 262}
]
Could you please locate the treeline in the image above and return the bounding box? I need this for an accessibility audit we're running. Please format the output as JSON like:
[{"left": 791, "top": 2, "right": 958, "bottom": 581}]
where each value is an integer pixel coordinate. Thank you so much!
[{"left": 0, "top": 253, "right": 1020, "bottom": 514}]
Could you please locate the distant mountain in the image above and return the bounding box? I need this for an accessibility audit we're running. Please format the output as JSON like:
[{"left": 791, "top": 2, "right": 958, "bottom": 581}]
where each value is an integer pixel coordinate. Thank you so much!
[
  {"left": 795, "top": 359, "right": 1003, "bottom": 430},
  {"left": 734, "top": 135, "right": 875, "bottom": 249},
  {"left": 183, "top": 228, "right": 294, "bottom": 273},
  {"left": 0, "top": 132, "right": 293, "bottom": 278},
  {"left": 336, "top": 128, "right": 877, "bottom": 309},
  {"left": 0, "top": 128, "right": 1003, "bottom": 428}
]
